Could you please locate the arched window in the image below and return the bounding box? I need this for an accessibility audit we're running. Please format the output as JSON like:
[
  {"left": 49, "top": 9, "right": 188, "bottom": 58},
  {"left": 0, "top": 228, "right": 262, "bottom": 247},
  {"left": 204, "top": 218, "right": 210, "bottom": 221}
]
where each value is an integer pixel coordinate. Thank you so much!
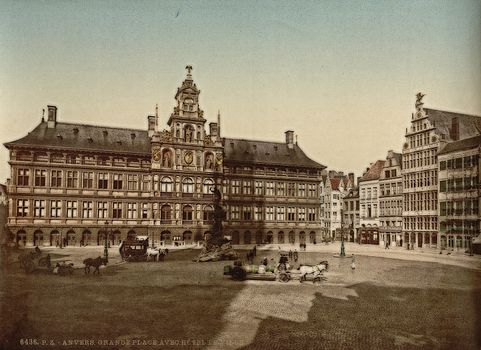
[
  {"left": 203, "top": 178, "right": 214, "bottom": 194},
  {"left": 182, "top": 178, "right": 194, "bottom": 194},
  {"left": 182, "top": 205, "right": 193, "bottom": 222},
  {"left": 161, "top": 205, "right": 172, "bottom": 223},
  {"left": 161, "top": 177, "right": 173, "bottom": 193},
  {"left": 203, "top": 206, "right": 214, "bottom": 223}
]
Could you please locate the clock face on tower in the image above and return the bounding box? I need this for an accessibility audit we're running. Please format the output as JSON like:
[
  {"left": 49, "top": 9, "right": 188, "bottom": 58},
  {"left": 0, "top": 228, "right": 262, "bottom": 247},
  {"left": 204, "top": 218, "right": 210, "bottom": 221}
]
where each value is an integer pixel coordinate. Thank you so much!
[
  {"left": 152, "top": 147, "right": 161, "bottom": 162},
  {"left": 184, "top": 151, "right": 193, "bottom": 165}
]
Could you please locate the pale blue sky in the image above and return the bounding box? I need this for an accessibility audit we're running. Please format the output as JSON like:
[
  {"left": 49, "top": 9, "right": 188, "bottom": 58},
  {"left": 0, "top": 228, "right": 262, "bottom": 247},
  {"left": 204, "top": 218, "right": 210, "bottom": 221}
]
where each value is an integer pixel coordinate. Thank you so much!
[{"left": 1, "top": 0, "right": 480, "bottom": 181}]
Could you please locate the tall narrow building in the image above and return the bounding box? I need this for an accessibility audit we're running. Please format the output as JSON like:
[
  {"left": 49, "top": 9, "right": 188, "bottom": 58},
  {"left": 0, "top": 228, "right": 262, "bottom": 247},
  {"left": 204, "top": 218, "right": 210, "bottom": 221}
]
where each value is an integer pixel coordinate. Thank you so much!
[{"left": 401, "top": 93, "right": 481, "bottom": 249}]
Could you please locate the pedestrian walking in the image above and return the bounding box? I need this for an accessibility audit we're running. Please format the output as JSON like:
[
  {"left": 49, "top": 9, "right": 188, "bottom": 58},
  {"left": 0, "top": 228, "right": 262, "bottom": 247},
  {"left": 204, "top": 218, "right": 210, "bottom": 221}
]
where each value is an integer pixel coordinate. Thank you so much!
[
  {"left": 293, "top": 249, "right": 298, "bottom": 262},
  {"left": 253, "top": 245, "right": 257, "bottom": 257},
  {"left": 289, "top": 250, "right": 293, "bottom": 259},
  {"left": 351, "top": 255, "right": 356, "bottom": 270}
]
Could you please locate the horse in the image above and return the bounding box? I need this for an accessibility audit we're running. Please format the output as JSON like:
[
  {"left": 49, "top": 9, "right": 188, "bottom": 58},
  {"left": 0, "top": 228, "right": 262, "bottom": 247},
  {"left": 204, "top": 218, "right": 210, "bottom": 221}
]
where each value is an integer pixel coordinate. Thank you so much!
[
  {"left": 298, "top": 261, "right": 329, "bottom": 283},
  {"left": 83, "top": 256, "right": 107, "bottom": 274},
  {"left": 146, "top": 247, "right": 160, "bottom": 261}
]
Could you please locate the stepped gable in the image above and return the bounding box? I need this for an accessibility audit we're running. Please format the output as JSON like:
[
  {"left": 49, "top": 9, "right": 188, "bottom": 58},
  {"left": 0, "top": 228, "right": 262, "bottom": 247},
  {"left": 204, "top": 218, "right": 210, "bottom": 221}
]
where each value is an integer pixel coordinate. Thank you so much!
[
  {"left": 223, "top": 138, "right": 325, "bottom": 169},
  {"left": 438, "top": 134, "right": 481, "bottom": 155},
  {"left": 425, "top": 108, "right": 481, "bottom": 141},
  {"left": 4, "top": 121, "right": 150, "bottom": 155},
  {"left": 360, "top": 160, "right": 385, "bottom": 182}
]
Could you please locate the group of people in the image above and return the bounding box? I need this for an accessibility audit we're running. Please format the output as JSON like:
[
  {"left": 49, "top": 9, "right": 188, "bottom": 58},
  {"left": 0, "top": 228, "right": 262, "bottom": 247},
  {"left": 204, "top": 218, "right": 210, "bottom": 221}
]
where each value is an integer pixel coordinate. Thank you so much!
[{"left": 288, "top": 249, "right": 299, "bottom": 262}]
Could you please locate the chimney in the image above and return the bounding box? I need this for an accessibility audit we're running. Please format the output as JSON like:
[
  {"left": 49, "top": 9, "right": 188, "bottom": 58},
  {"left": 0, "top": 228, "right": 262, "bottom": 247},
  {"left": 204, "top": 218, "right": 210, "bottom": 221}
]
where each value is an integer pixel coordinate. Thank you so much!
[
  {"left": 348, "top": 172, "right": 355, "bottom": 185},
  {"left": 147, "top": 115, "right": 155, "bottom": 137},
  {"left": 209, "top": 122, "right": 218, "bottom": 138},
  {"left": 328, "top": 170, "right": 336, "bottom": 178},
  {"left": 357, "top": 176, "right": 361, "bottom": 185},
  {"left": 47, "top": 105, "right": 57, "bottom": 128},
  {"left": 285, "top": 130, "right": 294, "bottom": 149},
  {"left": 451, "top": 117, "right": 459, "bottom": 141}
]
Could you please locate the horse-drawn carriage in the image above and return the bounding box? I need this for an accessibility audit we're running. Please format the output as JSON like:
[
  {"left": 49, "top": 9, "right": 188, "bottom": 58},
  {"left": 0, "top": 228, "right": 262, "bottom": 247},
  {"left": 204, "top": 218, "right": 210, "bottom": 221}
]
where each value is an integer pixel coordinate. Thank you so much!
[
  {"left": 225, "top": 253, "right": 328, "bottom": 283},
  {"left": 18, "top": 247, "right": 52, "bottom": 273},
  {"left": 119, "top": 236, "right": 168, "bottom": 262}
]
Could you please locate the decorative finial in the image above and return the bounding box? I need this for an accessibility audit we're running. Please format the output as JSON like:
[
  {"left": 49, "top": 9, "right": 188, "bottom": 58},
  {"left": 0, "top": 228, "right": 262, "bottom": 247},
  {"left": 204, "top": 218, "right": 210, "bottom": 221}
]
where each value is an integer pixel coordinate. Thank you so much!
[
  {"left": 155, "top": 104, "right": 159, "bottom": 130},
  {"left": 295, "top": 134, "right": 298, "bottom": 145},
  {"left": 217, "top": 110, "right": 221, "bottom": 136},
  {"left": 415, "top": 92, "right": 425, "bottom": 111},
  {"left": 41, "top": 108, "right": 45, "bottom": 122},
  {"left": 185, "top": 65, "right": 193, "bottom": 79}
]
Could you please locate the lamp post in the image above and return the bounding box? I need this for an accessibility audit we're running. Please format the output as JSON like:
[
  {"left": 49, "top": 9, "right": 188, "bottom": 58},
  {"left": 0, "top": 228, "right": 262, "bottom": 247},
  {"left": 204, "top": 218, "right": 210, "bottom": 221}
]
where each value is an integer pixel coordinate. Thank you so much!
[{"left": 104, "top": 221, "right": 109, "bottom": 263}]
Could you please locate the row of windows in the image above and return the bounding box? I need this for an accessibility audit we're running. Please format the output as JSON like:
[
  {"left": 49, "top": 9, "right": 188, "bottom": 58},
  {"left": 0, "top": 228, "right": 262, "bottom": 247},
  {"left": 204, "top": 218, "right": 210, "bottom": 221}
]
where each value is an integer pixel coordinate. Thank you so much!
[
  {"left": 440, "top": 220, "right": 479, "bottom": 234},
  {"left": 440, "top": 200, "right": 479, "bottom": 216},
  {"left": 15, "top": 169, "right": 218, "bottom": 194},
  {"left": 379, "top": 181, "right": 402, "bottom": 196},
  {"left": 379, "top": 199, "right": 403, "bottom": 216},
  {"left": 439, "top": 176, "right": 479, "bottom": 192},
  {"left": 439, "top": 155, "right": 479, "bottom": 171},
  {"left": 406, "top": 131, "right": 433, "bottom": 150},
  {"left": 229, "top": 180, "right": 318, "bottom": 197},
  {"left": 402, "top": 149, "right": 437, "bottom": 169},
  {"left": 383, "top": 169, "right": 398, "bottom": 178},
  {"left": 343, "top": 200, "right": 360, "bottom": 212},
  {"left": 403, "top": 192, "right": 437, "bottom": 211},
  {"left": 16, "top": 199, "right": 213, "bottom": 221},
  {"left": 403, "top": 216, "right": 438, "bottom": 231},
  {"left": 228, "top": 205, "right": 318, "bottom": 222},
  {"left": 15, "top": 151, "right": 145, "bottom": 167},
  {"left": 403, "top": 170, "right": 437, "bottom": 189},
  {"left": 360, "top": 204, "right": 378, "bottom": 218},
  {"left": 360, "top": 187, "right": 378, "bottom": 200}
]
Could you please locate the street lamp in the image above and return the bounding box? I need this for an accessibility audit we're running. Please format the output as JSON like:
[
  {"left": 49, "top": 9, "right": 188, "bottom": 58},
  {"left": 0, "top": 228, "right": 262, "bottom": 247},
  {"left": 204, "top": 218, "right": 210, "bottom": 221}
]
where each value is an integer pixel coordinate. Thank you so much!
[{"left": 104, "top": 221, "right": 109, "bottom": 263}]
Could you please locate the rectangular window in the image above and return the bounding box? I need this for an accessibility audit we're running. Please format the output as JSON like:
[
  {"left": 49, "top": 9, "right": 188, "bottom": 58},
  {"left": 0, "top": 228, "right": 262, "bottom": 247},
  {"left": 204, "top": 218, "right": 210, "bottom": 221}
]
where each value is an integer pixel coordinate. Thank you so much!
[
  {"left": 127, "top": 174, "right": 138, "bottom": 191},
  {"left": 242, "top": 206, "right": 252, "bottom": 220},
  {"left": 265, "top": 207, "right": 274, "bottom": 221},
  {"left": 34, "top": 200, "right": 46, "bottom": 217},
  {"left": 266, "top": 182, "right": 274, "bottom": 196},
  {"left": 17, "top": 169, "right": 30, "bottom": 186},
  {"left": 97, "top": 202, "right": 108, "bottom": 219},
  {"left": 113, "top": 174, "right": 123, "bottom": 190},
  {"left": 242, "top": 181, "right": 252, "bottom": 195},
  {"left": 98, "top": 173, "right": 109, "bottom": 189},
  {"left": 66, "top": 171, "right": 78, "bottom": 188},
  {"left": 50, "top": 200, "right": 62, "bottom": 218},
  {"left": 308, "top": 184, "right": 316, "bottom": 197},
  {"left": 298, "top": 207, "right": 306, "bottom": 221},
  {"left": 82, "top": 201, "right": 93, "bottom": 218},
  {"left": 127, "top": 203, "right": 137, "bottom": 219},
  {"left": 287, "top": 183, "right": 296, "bottom": 196},
  {"left": 254, "top": 206, "right": 263, "bottom": 221},
  {"left": 277, "top": 206, "right": 285, "bottom": 221},
  {"left": 287, "top": 207, "right": 296, "bottom": 221},
  {"left": 440, "top": 161, "right": 446, "bottom": 170},
  {"left": 17, "top": 199, "right": 29, "bottom": 217},
  {"left": 82, "top": 172, "right": 94, "bottom": 189},
  {"left": 34, "top": 169, "right": 47, "bottom": 186},
  {"left": 277, "top": 182, "right": 285, "bottom": 196},
  {"left": 141, "top": 203, "right": 149, "bottom": 219},
  {"left": 231, "top": 206, "right": 240, "bottom": 220},
  {"left": 308, "top": 208, "right": 316, "bottom": 221},
  {"left": 51, "top": 170, "right": 62, "bottom": 187},
  {"left": 112, "top": 202, "right": 122, "bottom": 219},
  {"left": 440, "top": 180, "right": 447, "bottom": 192},
  {"left": 142, "top": 175, "right": 151, "bottom": 191},
  {"left": 231, "top": 180, "right": 240, "bottom": 195},
  {"left": 298, "top": 184, "right": 306, "bottom": 197},
  {"left": 66, "top": 201, "right": 78, "bottom": 218},
  {"left": 255, "top": 181, "right": 263, "bottom": 195}
]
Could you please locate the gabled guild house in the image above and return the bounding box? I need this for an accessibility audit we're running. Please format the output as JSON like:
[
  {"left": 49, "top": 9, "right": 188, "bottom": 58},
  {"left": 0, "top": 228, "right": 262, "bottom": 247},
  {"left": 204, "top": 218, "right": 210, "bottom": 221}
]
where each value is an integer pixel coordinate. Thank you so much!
[{"left": 4, "top": 67, "right": 326, "bottom": 247}]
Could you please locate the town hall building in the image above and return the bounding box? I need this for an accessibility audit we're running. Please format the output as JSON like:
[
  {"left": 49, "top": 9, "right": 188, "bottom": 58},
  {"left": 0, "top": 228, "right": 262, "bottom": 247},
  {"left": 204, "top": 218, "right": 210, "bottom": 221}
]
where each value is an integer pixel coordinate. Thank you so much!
[{"left": 4, "top": 67, "right": 326, "bottom": 247}]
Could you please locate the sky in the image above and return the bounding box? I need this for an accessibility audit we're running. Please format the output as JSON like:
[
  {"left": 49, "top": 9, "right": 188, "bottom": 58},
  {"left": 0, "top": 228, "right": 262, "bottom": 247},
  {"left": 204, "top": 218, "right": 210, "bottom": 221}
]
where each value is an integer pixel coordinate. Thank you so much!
[{"left": 1, "top": 0, "right": 480, "bottom": 182}]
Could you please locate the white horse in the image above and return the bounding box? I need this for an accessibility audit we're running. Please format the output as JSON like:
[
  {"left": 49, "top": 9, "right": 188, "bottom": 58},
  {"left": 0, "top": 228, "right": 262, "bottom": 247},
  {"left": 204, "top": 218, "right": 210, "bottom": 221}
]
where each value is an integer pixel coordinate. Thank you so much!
[
  {"left": 146, "top": 247, "right": 161, "bottom": 261},
  {"left": 299, "top": 261, "right": 329, "bottom": 283}
]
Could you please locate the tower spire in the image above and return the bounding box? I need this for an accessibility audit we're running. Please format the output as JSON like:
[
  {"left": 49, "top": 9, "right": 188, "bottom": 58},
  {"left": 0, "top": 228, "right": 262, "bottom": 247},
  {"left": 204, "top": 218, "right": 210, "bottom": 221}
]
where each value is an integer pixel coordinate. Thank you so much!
[
  {"left": 217, "top": 110, "right": 221, "bottom": 136},
  {"left": 185, "top": 65, "right": 193, "bottom": 80},
  {"left": 155, "top": 104, "right": 159, "bottom": 131}
]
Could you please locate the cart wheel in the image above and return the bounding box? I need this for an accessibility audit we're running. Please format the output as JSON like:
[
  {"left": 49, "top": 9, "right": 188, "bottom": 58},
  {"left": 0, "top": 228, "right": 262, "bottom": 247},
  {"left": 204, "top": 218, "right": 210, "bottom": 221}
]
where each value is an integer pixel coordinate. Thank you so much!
[{"left": 278, "top": 272, "right": 290, "bottom": 283}]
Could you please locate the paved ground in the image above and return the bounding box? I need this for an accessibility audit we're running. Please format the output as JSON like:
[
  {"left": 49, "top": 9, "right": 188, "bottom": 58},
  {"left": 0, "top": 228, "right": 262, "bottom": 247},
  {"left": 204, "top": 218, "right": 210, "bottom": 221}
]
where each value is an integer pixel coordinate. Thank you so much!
[{"left": 1, "top": 246, "right": 480, "bottom": 350}]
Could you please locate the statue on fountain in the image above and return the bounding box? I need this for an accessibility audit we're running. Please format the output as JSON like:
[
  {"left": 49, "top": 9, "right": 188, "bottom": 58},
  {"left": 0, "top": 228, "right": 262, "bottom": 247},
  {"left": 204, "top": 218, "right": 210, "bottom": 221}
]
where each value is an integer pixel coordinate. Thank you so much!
[{"left": 194, "top": 184, "right": 238, "bottom": 262}]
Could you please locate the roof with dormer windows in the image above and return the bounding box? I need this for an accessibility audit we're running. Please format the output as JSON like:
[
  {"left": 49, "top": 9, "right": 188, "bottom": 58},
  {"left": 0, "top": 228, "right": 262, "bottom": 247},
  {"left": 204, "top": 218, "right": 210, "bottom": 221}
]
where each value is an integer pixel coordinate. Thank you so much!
[
  {"left": 438, "top": 134, "right": 481, "bottom": 155},
  {"left": 4, "top": 121, "right": 151, "bottom": 155},
  {"left": 223, "top": 138, "right": 325, "bottom": 169}
]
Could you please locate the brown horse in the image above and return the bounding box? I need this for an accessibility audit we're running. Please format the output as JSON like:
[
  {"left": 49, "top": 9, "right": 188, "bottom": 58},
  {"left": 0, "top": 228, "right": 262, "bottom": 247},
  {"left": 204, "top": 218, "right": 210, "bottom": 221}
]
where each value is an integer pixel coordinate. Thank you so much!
[{"left": 83, "top": 256, "right": 107, "bottom": 274}]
